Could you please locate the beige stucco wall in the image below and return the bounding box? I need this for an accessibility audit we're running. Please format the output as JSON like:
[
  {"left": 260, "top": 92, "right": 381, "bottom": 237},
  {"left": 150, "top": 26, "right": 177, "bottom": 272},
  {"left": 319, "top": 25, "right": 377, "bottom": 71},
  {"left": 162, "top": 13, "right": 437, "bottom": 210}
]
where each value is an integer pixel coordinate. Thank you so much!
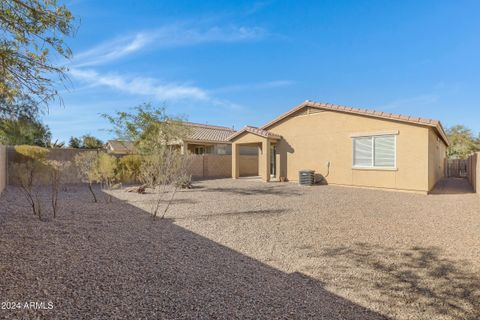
[
  {"left": 231, "top": 134, "right": 274, "bottom": 181},
  {"left": 239, "top": 155, "right": 259, "bottom": 176},
  {"left": 428, "top": 128, "right": 448, "bottom": 191},
  {"left": 266, "top": 109, "right": 440, "bottom": 193},
  {"left": 0, "top": 145, "right": 6, "bottom": 194}
]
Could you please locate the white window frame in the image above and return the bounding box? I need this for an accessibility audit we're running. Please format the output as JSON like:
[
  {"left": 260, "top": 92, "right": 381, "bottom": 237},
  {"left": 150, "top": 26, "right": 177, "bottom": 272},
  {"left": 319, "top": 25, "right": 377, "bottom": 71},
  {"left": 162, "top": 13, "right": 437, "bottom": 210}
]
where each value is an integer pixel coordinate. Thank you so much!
[{"left": 352, "top": 134, "right": 397, "bottom": 170}]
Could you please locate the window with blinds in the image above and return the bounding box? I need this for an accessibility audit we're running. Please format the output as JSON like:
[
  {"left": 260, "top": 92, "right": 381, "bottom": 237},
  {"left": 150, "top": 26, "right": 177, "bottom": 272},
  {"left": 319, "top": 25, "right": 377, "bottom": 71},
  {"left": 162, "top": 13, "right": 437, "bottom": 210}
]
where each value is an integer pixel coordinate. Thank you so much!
[{"left": 353, "top": 135, "right": 396, "bottom": 168}]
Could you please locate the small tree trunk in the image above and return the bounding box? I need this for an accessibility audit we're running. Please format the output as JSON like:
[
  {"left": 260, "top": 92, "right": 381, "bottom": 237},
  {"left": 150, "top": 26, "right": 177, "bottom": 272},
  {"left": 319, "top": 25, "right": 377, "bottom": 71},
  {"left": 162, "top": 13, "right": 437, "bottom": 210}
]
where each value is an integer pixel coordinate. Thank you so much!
[
  {"left": 23, "top": 188, "right": 36, "bottom": 215},
  {"left": 161, "top": 186, "right": 178, "bottom": 219},
  {"left": 88, "top": 183, "right": 97, "bottom": 203},
  {"left": 52, "top": 187, "right": 58, "bottom": 218},
  {"left": 51, "top": 172, "right": 57, "bottom": 218}
]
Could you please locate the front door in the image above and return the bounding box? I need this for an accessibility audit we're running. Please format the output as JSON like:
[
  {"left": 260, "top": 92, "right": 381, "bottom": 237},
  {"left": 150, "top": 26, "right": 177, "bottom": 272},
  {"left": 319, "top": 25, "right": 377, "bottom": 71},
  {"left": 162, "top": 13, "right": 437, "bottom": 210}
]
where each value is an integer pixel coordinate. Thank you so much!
[{"left": 270, "top": 145, "right": 276, "bottom": 177}]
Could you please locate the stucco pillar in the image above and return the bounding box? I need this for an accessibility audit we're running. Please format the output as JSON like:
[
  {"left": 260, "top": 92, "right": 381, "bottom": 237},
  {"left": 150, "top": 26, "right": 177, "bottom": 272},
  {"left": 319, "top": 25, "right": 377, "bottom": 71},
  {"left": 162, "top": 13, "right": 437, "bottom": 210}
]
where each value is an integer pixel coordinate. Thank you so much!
[
  {"left": 257, "top": 145, "right": 263, "bottom": 178},
  {"left": 261, "top": 139, "right": 271, "bottom": 182},
  {"left": 232, "top": 143, "right": 239, "bottom": 179},
  {"left": 181, "top": 142, "right": 187, "bottom": 155}
]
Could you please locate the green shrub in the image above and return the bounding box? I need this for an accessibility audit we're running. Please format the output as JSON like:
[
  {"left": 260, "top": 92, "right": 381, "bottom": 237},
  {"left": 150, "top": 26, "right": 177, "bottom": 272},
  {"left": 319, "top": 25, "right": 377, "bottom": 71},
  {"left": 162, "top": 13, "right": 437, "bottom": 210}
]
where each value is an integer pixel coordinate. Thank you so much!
[
  {"left": 117, "top": 154, "right": 142, "bottom": 182},
  {"left": 93, "top": 152, "right": 117, "bottom": 203},
  {"left": 13, "top": 145, "right": 49, "bottom": 163}
]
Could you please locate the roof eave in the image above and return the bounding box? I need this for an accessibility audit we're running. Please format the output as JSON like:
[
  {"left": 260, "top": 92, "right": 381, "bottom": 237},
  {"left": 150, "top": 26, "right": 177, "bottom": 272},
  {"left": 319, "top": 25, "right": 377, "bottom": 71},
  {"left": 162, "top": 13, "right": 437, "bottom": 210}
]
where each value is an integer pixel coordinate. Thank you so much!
[
  {"left": 228, "top": 128, "right": 281, "bottom": 142},
  {"left": 261, "top": 100, "right": 449, "bottom": 146},
  {"left": 184, "top": 138, "right": 232, "bottom": 144}
]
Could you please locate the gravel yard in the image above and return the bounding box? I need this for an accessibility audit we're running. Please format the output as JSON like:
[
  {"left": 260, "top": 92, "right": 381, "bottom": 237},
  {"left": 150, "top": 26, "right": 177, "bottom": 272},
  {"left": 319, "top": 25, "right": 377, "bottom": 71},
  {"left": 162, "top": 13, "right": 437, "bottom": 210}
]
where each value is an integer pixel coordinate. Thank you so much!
[{"left": 0, "top": 178, "right": 479, "bottom": 319}]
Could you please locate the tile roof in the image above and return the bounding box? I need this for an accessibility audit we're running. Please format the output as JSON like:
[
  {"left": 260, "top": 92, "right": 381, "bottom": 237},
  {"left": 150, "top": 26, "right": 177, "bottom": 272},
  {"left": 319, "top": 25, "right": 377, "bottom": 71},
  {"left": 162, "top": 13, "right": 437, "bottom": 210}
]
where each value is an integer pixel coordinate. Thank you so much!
[
  {"left": 261, "top": 100, "right": 449, "bottom": 145},
  {"left": 106, "top": 140, "right": 136, "bottom": 154},
  {"left": 183, "top": 122, "right": 235, "bottom": 143},
  {"left": 228, "top": 126, "right": 282, "bottom": 141},
  {"left": 108, "top": 122, "right": 235, "bottom": 151}
]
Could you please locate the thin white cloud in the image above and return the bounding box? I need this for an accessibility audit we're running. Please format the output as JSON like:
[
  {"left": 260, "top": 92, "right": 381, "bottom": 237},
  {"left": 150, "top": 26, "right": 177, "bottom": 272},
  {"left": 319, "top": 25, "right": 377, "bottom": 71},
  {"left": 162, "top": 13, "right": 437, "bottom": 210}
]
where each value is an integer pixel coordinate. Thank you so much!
[
  {"left": 72, "top": 25, "right": 267, "bottom": 67},
  {"left": 70, "top": 68, "right": 209, "bottom": 101},
  {"left": 73, "top": 33, "right": 153, "bottom": 67}
]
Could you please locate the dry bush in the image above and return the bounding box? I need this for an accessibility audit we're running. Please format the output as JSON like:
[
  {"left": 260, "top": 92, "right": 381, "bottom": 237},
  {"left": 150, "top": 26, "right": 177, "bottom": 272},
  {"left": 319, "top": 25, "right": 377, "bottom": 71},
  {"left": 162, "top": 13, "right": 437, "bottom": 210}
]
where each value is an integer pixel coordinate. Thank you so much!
[
  {"left": 140, "top": 148, "right": 191, "bottom": 218},
  {"left": 93, "top": 152, "right": 117, "bottom": 203},
  {"left": 74, "top": 151, "right": 99, "bottom": 202},
  {"left": 45, "top": 160, "right": 71, "bottom": 218},
  {"left": 11, "top": 145, "right": 50, "bottom": 218}
]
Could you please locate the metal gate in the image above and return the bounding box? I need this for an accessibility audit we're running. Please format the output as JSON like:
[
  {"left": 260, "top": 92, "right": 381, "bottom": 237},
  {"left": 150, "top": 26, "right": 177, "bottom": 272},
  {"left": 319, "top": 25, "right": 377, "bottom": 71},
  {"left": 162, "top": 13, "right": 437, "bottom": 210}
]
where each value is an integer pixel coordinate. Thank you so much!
[{"left": 447, "top": 159, "right": 468, "bottom": 178}]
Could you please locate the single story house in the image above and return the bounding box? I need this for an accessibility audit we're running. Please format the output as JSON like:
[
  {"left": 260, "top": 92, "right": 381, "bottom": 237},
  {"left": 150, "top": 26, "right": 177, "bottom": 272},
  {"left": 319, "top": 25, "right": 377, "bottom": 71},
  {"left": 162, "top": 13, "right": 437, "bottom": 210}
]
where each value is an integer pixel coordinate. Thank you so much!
[
  {"left": 229, "top": 100, "right": 449, "bottom": 194},
  {"left": 179, "top": 122, "right": 235, "bottom": 155},
  {"left": 106, "top": 140, "right": 136, "bottom": 156},
  {"left": 107, "top": 122, "right": 257, "bottom": 156}
]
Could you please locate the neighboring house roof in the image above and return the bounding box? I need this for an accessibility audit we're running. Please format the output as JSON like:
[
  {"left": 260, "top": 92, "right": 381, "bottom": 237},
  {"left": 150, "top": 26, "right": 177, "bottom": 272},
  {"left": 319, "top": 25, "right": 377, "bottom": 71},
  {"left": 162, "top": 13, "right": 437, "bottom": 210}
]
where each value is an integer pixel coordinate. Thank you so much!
[
  {"left": 108, "top": 123, "right": 235, "bottom": 151},
  {"left": 228, "top": 126, "right": 282, "bottom": 141},
  {"left": 106, "top": 140, "right": 136, "bottom": 154},
  {"left": 183, "top": 122, "right": 236, "bottom": 143},
  {"left": 261, "top": 100, "right": 449, "bottom": 146}
]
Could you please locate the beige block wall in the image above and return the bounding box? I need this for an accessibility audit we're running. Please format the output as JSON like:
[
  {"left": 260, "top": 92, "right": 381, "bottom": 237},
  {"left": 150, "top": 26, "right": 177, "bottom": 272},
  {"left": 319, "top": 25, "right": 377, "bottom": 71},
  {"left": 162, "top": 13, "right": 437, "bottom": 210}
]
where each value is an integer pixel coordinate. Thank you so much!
[
  {"left": 189, "top": 154, "right": 258, "bottom": 178},
  {"left": 8, "top": 148, "right": 99, "bottom": 185},
  {"left": 268, "top": 110, "right": 434, "bottom": 192},
  {"left": 204, "top": 155, "right": 231, "bottom": 177},
  {"left": 187, "top": 155, "right": 205, "bottom": 178},
  {"left": 467, "top": 152, "right": 479, "bottom": 193},
  {"left": 428, "top": 128, "right": 447, "bottom": 191},
  {"left": 6, "top": 148, "right": 254, "bottom": 185},
  {"left": 0, "top": 145, "right": 6, "bottom": 193}
]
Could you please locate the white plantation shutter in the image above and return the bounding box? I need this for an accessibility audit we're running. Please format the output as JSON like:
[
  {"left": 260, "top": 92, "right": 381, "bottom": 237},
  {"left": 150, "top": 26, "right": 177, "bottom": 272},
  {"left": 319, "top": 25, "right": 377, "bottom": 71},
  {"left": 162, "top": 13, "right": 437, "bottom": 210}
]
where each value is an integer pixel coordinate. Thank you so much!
[
  {"left": 353, "top": 137, "right": 373, "bottom": 167},
  {"left": 374, "top": 136, "right": 395, "bottom": 167}
]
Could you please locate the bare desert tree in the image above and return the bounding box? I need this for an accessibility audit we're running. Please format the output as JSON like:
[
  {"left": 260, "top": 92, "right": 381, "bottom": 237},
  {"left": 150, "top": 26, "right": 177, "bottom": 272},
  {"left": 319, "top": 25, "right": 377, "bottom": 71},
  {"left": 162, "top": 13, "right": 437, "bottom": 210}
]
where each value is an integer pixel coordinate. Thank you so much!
[{"left": 74, "top": 151, "right": 99, "bottom": 202}]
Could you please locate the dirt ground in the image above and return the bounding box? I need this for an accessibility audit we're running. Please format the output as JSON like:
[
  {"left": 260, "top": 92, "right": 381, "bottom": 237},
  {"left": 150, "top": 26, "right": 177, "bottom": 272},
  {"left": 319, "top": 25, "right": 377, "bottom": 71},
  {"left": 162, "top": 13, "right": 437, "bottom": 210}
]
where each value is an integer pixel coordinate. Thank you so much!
[{"left": 0, "top": 178, "right": 479, "bottom": 319}]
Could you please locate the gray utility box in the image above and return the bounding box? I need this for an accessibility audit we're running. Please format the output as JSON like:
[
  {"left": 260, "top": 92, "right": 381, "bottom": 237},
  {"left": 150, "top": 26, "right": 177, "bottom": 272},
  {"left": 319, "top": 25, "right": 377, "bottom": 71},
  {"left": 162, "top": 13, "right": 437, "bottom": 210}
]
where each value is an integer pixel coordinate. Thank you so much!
[{"left": 299, "top": 170, "right": 315, "bottom": 186}]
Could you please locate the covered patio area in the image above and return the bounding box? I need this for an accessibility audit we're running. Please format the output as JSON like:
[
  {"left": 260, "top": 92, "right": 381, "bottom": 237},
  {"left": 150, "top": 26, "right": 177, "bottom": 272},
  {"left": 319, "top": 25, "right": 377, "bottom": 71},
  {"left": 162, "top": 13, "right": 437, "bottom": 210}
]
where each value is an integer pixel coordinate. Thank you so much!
[{"left": 229, "top": 126, "right": 281, "bottom": 182}]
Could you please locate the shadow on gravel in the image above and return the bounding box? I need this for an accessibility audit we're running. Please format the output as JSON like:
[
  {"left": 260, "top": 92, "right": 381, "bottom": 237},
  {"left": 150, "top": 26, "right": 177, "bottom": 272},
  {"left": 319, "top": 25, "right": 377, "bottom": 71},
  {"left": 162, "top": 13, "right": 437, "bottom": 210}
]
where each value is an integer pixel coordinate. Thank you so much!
[
  {"left": 198, "top": 185, "right": 303, "bottom": 196},
  {"left": 430, "top": 178, "right": 475, "bottom": 195},
  {"left": 320, "top": 243, "right": 480, "bottom": 320},
  {"left": 0, "top": 187, "right": 388, "bottom": 320},
  {"left": 174, "top": 208, "right": 288, "bottom": 220},
  {"left": 121, "top": 198, "right": 198, "bottom": 206}
]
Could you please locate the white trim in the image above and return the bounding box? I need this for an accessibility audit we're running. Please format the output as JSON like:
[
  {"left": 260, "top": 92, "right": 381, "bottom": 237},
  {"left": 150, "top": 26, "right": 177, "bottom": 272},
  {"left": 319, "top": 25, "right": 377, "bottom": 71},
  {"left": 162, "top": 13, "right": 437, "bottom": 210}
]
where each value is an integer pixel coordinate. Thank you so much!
[
  {"left": 350, "top": 130, "right": 399, "bottom": 138},
  {"left": 352, "top": 167, "right": 398, "bottom": 171}
]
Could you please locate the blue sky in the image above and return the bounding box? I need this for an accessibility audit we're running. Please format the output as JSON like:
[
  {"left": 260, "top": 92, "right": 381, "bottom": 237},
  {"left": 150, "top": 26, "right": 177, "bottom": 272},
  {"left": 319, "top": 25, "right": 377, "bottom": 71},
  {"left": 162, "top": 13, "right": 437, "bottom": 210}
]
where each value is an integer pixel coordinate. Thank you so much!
[{"left": 46, "top": 0, "right": 480, "bottom": 142}]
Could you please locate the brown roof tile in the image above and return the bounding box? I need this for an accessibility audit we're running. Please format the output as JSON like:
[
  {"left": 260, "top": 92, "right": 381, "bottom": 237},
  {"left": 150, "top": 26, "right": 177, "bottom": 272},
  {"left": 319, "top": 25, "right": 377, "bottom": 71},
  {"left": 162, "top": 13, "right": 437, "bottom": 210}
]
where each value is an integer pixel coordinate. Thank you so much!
[
  {"left": 183, "top": 122, "right": 235, "bottom": 143},
  {"left": 261, "top": 100, "right": 449, "bottom": 145},
  {"left": 228, "top": 126, "right": 282, "bottom": 141}
]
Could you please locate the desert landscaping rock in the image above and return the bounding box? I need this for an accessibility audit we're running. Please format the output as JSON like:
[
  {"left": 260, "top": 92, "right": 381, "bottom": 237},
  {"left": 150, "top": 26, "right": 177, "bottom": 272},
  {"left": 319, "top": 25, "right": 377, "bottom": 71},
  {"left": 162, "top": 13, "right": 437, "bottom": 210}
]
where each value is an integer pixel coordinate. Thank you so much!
[{"left": 0, "top": 179, "right": 479, "bottom": 319}]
